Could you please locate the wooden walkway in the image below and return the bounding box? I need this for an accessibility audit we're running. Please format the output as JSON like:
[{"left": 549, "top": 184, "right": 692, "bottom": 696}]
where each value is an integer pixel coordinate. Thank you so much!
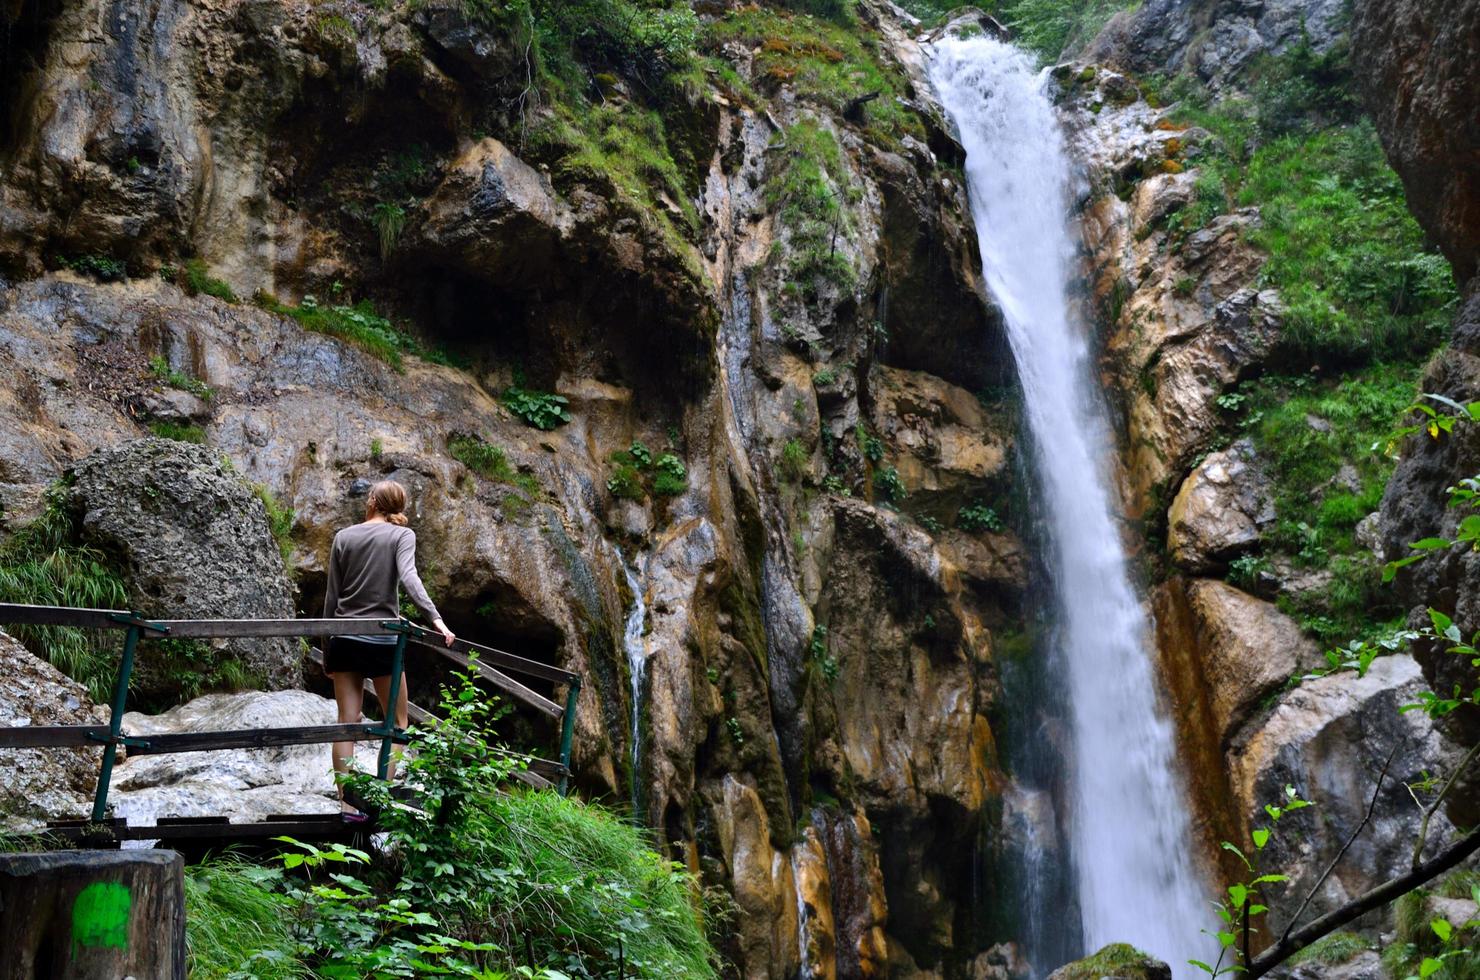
[{"left": 0, "top": 603, "right": 582, "bottom": 847}]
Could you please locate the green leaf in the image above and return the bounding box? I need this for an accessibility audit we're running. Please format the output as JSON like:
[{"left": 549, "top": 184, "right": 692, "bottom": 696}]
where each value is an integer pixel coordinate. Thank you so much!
[
  {"left": 1228, "top": 883, "right": 1249, "bottom": 908},
  {"left": 1252, "top": 828, "right": 1270, "bottom": 849},
  {"left": 1430, "top": 609, "right": 1455, "bottom": 632},
  {"left": 1420, "top": 957, "right": 1444, "bottom": 978},
  {"left": 1411, "top": 538, "right": 1452, "bottom": 552},
  {"left": 1431, "top": 918, "right": 1453, "bottom": 942},
  {"left": 1217, "top": 930, "right": 1237, "bottom": 948}
]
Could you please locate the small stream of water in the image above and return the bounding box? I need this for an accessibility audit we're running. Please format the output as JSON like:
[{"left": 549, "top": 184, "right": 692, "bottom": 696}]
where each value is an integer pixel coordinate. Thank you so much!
[
  {"left": 930, "top": 35, "right": 1213, "bottom": 975},
  {"left": 614, "top": 546, "right": 649, "bottom": 816}
]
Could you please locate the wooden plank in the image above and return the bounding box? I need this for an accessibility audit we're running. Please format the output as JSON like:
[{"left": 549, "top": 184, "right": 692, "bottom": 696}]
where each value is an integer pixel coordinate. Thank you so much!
[
  {"left": 0, "top": 603, "right": 132, "bottom": 630},
  {"left": 0, "top": 725, "right": 108, "bottom": 749},
  {"left": 404, "top": 625, "right": 578, "bottom": 685},
  {"left": 152, "top": 617, "right": 396, "bottom": 639},
  {"left": 127, "top": 724, "right": 408, "bottom": 755}
]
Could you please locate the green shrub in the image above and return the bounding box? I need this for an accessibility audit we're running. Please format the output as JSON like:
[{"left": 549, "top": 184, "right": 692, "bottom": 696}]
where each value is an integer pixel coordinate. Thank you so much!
[
  {"left": 874, "top": 466, "right": 907, "bottom": 503},
  {"left": 652, "top": 453, "right": 687, "bottom": 496},
  {"left": 503, "top": 385, "right": 572, "bottom": 430},
  {"left": 607, "top": 461, "right": 646, "bottom": 500},
  {"left": 958, "top": 501, "right": 1003, "bottom": 532},
  {"left": 181, "top": 259, "right": 238, "bottom": 304},
  {"left": 148, "top": 421, "right": 206, "bottom": 444},
  {"left": 147, "top": 355, "right": 213, "bottom": 399},
  {"left": 448, "top": 434, "right": 540, "bottom": 498},
  {"left": 59, "top": 253, "right": 127, "bottom": 282},
  {"left": 252, "top": 483, "right": 295, "bottom": 568},
  {"left": 0, "top": 485, "right": 128, "bottom": 700},
  {"left": 1226, "top": 553, "right": 1268, "bottom": 592},
  {"left": 1287, "top": 932, "right": 1369, "bottom": 966},
  {"left": 780, "top": 438, "right": 809, "bottom": 483},
  {"left": 260, "top": 295, "right": 426, "bottom": 370}
]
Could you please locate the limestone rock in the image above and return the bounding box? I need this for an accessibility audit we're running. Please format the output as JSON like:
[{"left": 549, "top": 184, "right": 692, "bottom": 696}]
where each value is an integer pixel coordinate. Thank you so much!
[
  {"left": 1229, "top": 655, "right": 1458, "bottom": 929},
  {"left": 1046, "top": 944, "right": 1171, "bottom": 980},
  {"left": 1279, "top": 950, "right": 1383, "bottom": 980},
  {"left": 0, "top": 629, "right": 109, "bottom": 829},
  {"left": 69, "top": 438, "right": 301, "bottom": 691},
  {"left": 1167, "top": 439, "right": 1274, "bottom": 572},
  {"left": 109, "top": 690, "right": 379, "bottom": 825},
  {"left": 1156, "top": 577, "right": 1314, "bottom": 750},
  {"left": 1352, "top": 0, "right": 1480, "bottom": 285},
  {"left": 1085, "top": 0, "right": 1348, "bottom": 90}
]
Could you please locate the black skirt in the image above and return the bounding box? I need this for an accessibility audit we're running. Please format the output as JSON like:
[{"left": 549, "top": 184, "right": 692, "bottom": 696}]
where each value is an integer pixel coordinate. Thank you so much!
[{"left": 324, "top": 636, "right": 400, "bottom": 678}]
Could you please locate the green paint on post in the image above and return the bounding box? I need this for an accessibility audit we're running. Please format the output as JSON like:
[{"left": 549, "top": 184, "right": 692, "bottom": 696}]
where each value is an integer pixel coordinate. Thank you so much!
[{"left": 72, "top": 882, "right": 131, "bottom": 956}]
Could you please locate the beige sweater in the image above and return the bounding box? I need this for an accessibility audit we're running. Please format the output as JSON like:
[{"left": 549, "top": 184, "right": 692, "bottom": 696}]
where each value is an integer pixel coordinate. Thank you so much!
[{"left": 322, "top": 522, "right": 441, "bottom": 633}]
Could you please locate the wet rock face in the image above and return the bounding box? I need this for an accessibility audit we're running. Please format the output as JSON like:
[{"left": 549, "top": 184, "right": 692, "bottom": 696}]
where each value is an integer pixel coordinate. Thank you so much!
[
  {"left": 1351, "top": 0, "right": 1480, "bottom": 285},
  {"left": 0, "top": 629, "right": 108, "bottom": 829},
  {"left": 1085, "top": 0, "right": 1347, "bottom": 90},
  {"left": 1229, "top": 655, "right": 1458, "bottom": 928},
  {"left": 69, "top": 438, "right": 301, "bottom": 691},
  {"left": 1167, "top": 439, "right": 1274, "bottom": 573}
]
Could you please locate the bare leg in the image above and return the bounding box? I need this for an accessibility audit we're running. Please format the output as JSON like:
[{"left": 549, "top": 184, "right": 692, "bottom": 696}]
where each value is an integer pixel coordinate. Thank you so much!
[
  {"left": 331, "top": 670, "right": 365, "bottom": 811},
  {"left": 370, "top": 673, "right": 410, "bottom": 781}
]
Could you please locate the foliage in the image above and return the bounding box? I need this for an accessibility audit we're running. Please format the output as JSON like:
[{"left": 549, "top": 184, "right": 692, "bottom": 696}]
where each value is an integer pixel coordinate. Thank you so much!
[
  {"left": 780, "top": 438, "right": 809, "bottom": 483},
  {"left": 703, "top": 6, "right": 924, "bottom": 147},
  {"left": 1285, "top": 931, "right": 1369, "bottom": 966},
  {"left": 148, "top": 354, "right": 213, "bottom": 399},
  {"left": 0, "top": 484, "right": 128, "bottom": 700},
  {"left": 179, "top": 259, "right": 239, "bottom": 304},
  {"left": 859, "top": 428, "right": 885, "bottom": 463},
  {"left": 873, "top": 466, "right": 907, "bottom": 503},
  {"left": 373, "top": 201, "right": 407, "bottom": 260},
  {"left": 449, "top": 434, "right": 540, "bottom": 499},
  {"left": 253, "top": 483, "right": 296, "bottom": 568},
  {"left": 149, "top": 421, "right": 206, "bottom": 444},
  {"left": 1225, "top": 554, "right": 1268, "bottom": 593},
  {"left": 652, "top": 453, "right": 686, "bottom": 497},
  {"left": 809, "top": 624, "right": 838, "bottom": 682},
  {"left": 989, "top": 0, "right": 1139, "bottom": 63},
  {"left": 259, "top": 295, "right": 431, "bottom": 371},
  {"left": 59, "top": 253, "right": 127, "bottom": 282},
  {"left": 1239, "top": 364, "right": 1420, "bottom": 637},
  {"left": 1192, "top": 784, "right": 1309, "bottom": 977},
  {"left": 917, "top": 514, "right": 943, "bottom": 535},
  {"left": 607, "top": 442, "right": 685, "bottom": 498},
  {"left": 762, "top": 120, "right": 859, "bottom": 297},
  {"left": 958, "top": 501, "right": 1004, "bottom": 533},
  {"left": 503, "top": 385, "right": 572, "bottom": 430},
  {"left": 184, "top": 858, "right": 304, "bottom": 979}
]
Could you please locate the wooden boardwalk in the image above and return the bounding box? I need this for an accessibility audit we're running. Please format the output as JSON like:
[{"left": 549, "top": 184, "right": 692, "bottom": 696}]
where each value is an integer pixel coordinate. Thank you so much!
[{"left": 0, "top": 603, "right": 582, "bottom": 847}]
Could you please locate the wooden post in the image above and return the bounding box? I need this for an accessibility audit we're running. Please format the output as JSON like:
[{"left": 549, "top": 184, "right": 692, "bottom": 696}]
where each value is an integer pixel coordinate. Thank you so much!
[{"left": 0, "top": 850, "right": 185, "bottom": 979}]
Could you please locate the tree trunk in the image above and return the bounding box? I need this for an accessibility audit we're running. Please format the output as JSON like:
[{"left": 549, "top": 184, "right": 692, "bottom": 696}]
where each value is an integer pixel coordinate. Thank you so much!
[{"left": 0, "top": 850, "right": 185, "bottom": 980}]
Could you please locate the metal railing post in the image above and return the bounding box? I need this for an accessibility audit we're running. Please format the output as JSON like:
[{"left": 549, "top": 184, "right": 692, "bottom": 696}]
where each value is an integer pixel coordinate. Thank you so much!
[
  {"left": 377, "top": 626, "right": 409, "bottom": 781},
  {"left": 557, "top": 679, "right": 580, "bottom": 796},
  {"left": 91, "top": 623, "right": 140, "bottom": 822}
]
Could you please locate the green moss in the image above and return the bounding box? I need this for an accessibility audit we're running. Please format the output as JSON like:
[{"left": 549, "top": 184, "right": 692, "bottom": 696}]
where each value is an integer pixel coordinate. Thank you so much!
[
  {"left": 1054, "top": 943, "right": 1164, "bottom": 980},
  {"left": 181, "top": 259, "right": 238, "bottom": 304},
  {"left": 449, "top": 434, "right": 541, "bottom": 501},
  {"left": 1288, "top": 932, "right": 1370, "bottom": 966},
  {"left": 251, "top": 483, "right": 295, "bottom": 568},
  {"left": 763, "top": 119, "right": 859, "bottom": 295},
  {"left": 704, "top": 6, "right": 925, "bottom": 148},
  {"left": 258, "top": 295, "right": 425, "bottom": 371}
]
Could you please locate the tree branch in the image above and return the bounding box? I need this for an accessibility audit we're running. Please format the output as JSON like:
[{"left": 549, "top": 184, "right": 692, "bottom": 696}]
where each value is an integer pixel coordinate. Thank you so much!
[
  {"left": 1247, "top": 825, "right": 1480, "bottom": 979},
  {"left": 1413, "top": 740, "right": 1480, "bottom": 870},
  {"left": 1277, "top": 741, "right": 1401, "bottom": 946}
]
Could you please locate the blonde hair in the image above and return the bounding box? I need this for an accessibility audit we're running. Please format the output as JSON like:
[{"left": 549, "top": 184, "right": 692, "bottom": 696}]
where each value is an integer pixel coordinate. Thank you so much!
[{"left": 367, "top": 480, "right": 410, "bottom": 526}]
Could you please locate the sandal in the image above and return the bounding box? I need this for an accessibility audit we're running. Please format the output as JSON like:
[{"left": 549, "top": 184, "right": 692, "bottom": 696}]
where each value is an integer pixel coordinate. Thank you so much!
[{"left": 340, "top": 807, "right": 370, "bottom": 825}]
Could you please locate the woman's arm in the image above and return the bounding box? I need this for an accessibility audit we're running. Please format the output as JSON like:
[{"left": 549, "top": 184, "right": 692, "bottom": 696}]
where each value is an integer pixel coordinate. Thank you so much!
[
  {"left": 394, "top": 530, "right": 455, "bottom": 646},
  {"left": 322, "top": 536, "right": 342, "bottom": 619}
]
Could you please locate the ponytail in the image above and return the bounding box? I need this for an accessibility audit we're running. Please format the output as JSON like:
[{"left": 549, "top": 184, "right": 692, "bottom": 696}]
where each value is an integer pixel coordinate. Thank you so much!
[{"left": 366, "top": 480, "right": 410, "bottom": 526}]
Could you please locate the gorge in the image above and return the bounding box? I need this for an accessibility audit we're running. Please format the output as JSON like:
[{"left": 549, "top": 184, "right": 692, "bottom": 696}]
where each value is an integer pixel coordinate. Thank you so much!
[{"left": 0, "top": 0, "right": 1477, "bottom": 977}]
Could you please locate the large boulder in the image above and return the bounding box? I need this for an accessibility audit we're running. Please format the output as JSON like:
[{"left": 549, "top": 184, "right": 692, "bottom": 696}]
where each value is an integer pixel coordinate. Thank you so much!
[
  {"left": 109, "top": 690, "right": 377, "bottom": 825},
  {"left": 1047, "top": 944, "right": 1171, "bottom": 980},
  {"left": 1167, "top": 439, "right": 1274, "bottom": 573},
  {"left": 1352, "top": 0, "right": 1480, "bottom": 286},
  {"left": 0, "top": 630, "right": 109, "bottom": 829},
  {"left": 69, "top": 438, "right": 301, "bottom": 692},
  {"left": 1228, "top": 655, "right": 1459, "bottom": 931}
]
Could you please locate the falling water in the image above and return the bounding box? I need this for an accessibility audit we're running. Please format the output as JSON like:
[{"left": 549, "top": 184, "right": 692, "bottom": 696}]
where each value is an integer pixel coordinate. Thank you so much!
[
  {"left": 930, "top": 36, "right": 1212, "bottom": 972},
  {"left": 615, "top": 547, "right": 649, "bottom": 815}
]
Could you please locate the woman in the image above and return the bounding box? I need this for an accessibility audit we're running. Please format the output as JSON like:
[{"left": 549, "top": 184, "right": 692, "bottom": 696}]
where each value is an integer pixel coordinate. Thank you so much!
[{"left": 322, "top": 479, "right": 455, "bottom": 820}]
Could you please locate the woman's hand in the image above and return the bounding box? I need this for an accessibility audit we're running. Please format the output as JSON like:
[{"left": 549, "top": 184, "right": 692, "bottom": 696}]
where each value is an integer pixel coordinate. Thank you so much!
[{"left": 434, "top": 618, "right": 456, "bottom": 647}]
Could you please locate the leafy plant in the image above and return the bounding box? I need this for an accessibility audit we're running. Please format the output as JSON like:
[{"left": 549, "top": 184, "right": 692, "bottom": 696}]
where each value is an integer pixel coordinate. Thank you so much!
[
  {"left": 606, "top": 461, "right": 645, "bottom": 500},
  {"left": 369, "top": 437, "right": 383, "bottom": 461},
  {"left": 652, "top": 453, "right": 686, "bottom": 497},
  {"left": 873, "top": 466, "right": 907, "bottom": 503},
  {"left": 253, "top": 483, "right": 295, "bottom": 568},
  {"left": 259, "top": 295, "right": 428, "bottom": 371},
  {"left": 859, "top": 429, "right": 885, "bottom": 463},
  {"left": 504, "top": 385, "right": 572, "bottom": 430},
  {"left": 59, "top": 253, "right": 127, "bottom": 282},
  {"left": 180, "top": 259, "right": 238, "bottom": 304},
  {"left": 917, "top": 514, "right": 943, "bottom": 535},
  {"left": 808, "top": 623, "right": 838, "bottom": 682},
  {"left": 958, "top": 501, "right": 1003, "bottom": 533},
  {"left": 1226, "top": 554, "right": 1268, "bottom": 592}
]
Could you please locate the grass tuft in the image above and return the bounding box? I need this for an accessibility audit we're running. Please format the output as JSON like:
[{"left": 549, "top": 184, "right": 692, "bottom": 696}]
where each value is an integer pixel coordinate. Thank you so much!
[{"left": 184, "top": 858, "right": 303, "bottom": 979}]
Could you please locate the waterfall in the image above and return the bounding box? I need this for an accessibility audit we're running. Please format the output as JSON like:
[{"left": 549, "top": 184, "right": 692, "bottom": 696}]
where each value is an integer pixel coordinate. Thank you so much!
[
  {"left": 929, "top": 36, "right": 1213, "bottom": 973},
  {"left": 614, "top": 546, "right": 649, "bottom": 815}
]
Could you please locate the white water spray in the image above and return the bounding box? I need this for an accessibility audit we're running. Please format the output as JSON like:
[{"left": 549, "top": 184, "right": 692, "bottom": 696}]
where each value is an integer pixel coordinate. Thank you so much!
[
  {"left": 615, "top": 547, "right": 649, "bottom": 813},
  {"left": 929, "top": 36, "right": 1212, "bottom": 970}
]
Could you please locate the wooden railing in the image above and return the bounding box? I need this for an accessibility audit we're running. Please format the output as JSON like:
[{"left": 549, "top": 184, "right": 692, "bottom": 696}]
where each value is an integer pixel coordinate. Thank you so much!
[{"left": 0, "top": 603, "right": 582, "bottom": 826}]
